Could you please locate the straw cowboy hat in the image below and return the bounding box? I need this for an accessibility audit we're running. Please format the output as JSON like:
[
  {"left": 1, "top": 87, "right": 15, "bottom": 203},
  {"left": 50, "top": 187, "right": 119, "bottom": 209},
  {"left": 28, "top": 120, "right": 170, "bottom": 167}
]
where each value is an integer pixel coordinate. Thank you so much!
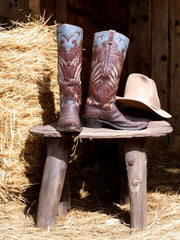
[{"left": 116, "top": 73, "right": 172, "bottom": 118}]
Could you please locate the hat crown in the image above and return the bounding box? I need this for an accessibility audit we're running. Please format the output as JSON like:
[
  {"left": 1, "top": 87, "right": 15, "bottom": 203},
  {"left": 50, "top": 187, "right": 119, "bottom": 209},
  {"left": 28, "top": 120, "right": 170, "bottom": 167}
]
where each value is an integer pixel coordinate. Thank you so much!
[{"left": 124, "top": 74, "right": 161, "bottom": 109}]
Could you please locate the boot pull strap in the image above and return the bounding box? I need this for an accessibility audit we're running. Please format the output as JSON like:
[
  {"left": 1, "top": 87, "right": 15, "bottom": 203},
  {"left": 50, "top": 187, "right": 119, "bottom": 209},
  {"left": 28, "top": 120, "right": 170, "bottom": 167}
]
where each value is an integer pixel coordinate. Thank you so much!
[{"left": 108, "top": 30, "right": 115, "bottom": 45}]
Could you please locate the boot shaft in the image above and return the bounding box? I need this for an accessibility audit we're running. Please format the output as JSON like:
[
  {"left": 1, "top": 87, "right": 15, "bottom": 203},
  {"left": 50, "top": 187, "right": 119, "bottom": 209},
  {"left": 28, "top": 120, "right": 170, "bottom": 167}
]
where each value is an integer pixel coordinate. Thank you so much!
[
  {"left": 56, "top": 24, "right": 83, "bottom": 106},
  {"left": 57, "top": 24, "right": 83, "bottom": 53},
  {"left": 87, "top": 30, "right": 129, "bottom": 110}
]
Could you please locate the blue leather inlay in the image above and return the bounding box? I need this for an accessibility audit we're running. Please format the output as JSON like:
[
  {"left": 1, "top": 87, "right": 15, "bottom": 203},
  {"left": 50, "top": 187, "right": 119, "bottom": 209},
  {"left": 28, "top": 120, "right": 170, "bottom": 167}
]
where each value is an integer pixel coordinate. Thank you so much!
[{"left": 56, "top": 24, "right": 83, "bottom": 52}]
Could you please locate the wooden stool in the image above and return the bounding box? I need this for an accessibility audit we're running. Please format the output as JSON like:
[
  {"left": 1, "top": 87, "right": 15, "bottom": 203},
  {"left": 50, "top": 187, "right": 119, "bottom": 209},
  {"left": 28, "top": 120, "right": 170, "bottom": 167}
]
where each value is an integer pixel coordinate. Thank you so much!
[{"left": 30, "top": 120, "right": 172, "bottom": 230}]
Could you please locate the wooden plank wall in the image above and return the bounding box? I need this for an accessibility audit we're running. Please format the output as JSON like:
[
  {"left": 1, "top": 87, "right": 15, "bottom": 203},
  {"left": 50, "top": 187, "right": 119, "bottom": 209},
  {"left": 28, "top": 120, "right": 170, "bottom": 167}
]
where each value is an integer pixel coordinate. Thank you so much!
[
  {"left": 64, "top": 0, "right": 180, "bottom": 140},
  {"left": 0, "top": 0, "right": 29, "bottom": 22},
  {"left": 170, "top": 0, "right": 180, "bottom": 136},
  {"left": 128, "top": 0, "right": 151, "bottom": 76},
  {"left": 0, "top": 0, "right": 19, "bottom": 21},
  {"left": 66, "top": 0, "right": 130, "bottom": 108},
  {"left": 151, "top": 0, "right": 169, "bottom": 113}
]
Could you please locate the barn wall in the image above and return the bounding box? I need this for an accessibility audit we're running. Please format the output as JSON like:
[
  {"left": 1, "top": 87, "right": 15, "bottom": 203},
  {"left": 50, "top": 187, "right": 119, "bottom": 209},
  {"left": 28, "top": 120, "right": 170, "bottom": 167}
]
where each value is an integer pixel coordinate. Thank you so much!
[
  {"left": 0, "top": 0, "right": 29, "bottom": 22},
  {"left": 0, "top": 0, "right": 179, "bottom": 142},
  {"left": 64, "top": 0, "right": 180, "bottom": 142}
]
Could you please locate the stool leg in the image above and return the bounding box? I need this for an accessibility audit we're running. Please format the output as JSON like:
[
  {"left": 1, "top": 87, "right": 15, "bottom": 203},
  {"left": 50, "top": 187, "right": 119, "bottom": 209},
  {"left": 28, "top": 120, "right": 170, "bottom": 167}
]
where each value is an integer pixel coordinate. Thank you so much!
[
  {"left": 37, "top": 138, "right": 72, "bottom": 228},
  {"left": 58, "top": 175, "right": 71, "bottom": 215},
  {"left": 124, "top": 138, "right": 147, "bottom": 230},
  {"left": 118, "top": 139, "right": 129, "bottom": 205}
]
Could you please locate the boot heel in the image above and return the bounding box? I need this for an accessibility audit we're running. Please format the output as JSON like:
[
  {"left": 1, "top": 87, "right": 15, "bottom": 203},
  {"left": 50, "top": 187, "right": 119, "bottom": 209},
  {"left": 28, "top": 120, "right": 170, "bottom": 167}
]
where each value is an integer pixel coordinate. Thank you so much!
[{"left": 83, "top": 117, "right": 102, "bottom": 128}]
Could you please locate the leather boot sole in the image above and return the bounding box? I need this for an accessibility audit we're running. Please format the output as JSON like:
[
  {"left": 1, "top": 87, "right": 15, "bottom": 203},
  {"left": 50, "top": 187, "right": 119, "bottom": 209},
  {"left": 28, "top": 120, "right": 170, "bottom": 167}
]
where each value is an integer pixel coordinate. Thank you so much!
[{"left": 83, "top": 116, "right": 148, "bottom": 130}]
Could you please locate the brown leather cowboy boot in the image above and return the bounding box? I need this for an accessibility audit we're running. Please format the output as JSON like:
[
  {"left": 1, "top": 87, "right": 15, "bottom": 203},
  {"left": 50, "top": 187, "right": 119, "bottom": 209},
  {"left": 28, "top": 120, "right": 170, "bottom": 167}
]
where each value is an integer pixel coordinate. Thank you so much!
[
  {"left": 56, "top": 24, "right": 83, "bottom": 132},
  {"left": 84, "top": 30, "right": 147, "bottom": 130}
]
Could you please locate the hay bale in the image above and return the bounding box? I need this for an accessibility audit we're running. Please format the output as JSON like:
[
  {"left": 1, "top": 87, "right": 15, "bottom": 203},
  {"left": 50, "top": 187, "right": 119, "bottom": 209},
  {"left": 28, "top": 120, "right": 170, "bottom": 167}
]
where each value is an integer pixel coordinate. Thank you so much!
[{"left": 0, "top": 19, "right": 60, "bottom": 203}]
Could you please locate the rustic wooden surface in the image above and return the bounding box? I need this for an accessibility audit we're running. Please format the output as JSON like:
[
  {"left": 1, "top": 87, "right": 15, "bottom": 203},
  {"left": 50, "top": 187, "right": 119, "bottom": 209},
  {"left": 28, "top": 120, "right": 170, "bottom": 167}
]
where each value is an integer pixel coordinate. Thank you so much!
[
  {"left": 151, "top": 0, "right": 169, "bottom": 111},
  {"left": 58, "top": 176, "right": 71, "bottom": 216},
  {"left": 55, "top": 0, "right": 67, "bottom": 23},
  {"left": 30, "top": 120, "right": 172, "bottom": 230},
  {"left": 0, "top": 0, "right": 29, "bottom": 21},
  {"left": 36, "top": 138, "right": 72, "bottom": 229},
  {"left": 128, "top": 0, "right": 151, "bottom": 76},
  {"left": 170, "top": 0, "right": 180, "bottom": 134},
  {"left": 29, "top": 121, "right": 173, "bottom": 139},
  {"left": 0, "top": 0, "right": 19, "bottom": 20},
  {"left": 118, "top": 140, "right": 129, "bottom": 205},
  {"left": 124, "top": 138, "right": 147, "bottom": 230}
]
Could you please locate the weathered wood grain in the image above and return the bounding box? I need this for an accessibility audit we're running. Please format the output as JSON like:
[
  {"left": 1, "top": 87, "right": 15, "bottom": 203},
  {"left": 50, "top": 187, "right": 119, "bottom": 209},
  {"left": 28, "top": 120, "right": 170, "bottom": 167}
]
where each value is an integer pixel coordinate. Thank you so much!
[
  {"left": 128, "top": 0, "right": 151, "bottom": 76},
  {"left": 29, "top": 0, "right": 41, "bottom": 15},
  {"left": 0, "top": 0, "right": 19, "bottom": 20},
  {"left": 118, "top": 140, "right": 129, "bottom": 205},
  {"left": 30, "top": 120, "right": 172, "bottom": 230},
  {"left": 55, "top": 0, "right": 67, "bottom": 23},
  {"left": 151, "top": 0, "right": 169, "bottom": 111},
  {"left": 124, "top": 138, "right": 147, "bottom": 230},
  {"left": 170, "top": 0, "right": 180, "bottom": 134},
  {"left": 58, "top": 176, "right": 71, "bottom": 216},
  {"left": 30, "top": 121, "right": 173, "bottom": 139},
  {"left": 36, "top": 138, "right": 72, "bottom": 228}
]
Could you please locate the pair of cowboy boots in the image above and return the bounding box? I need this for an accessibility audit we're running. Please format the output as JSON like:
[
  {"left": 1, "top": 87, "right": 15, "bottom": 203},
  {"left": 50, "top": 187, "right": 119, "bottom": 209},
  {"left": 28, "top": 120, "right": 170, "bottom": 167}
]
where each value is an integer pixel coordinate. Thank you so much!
[{"left": 56, "top": 24, "right": 147, "bottom": 132}]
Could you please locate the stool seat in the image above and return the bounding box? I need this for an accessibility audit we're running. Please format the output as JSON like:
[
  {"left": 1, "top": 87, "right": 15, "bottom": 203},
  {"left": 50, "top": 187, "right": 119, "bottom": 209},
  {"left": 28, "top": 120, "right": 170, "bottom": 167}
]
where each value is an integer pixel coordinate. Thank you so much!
[
  {"left": 30, "top": 120, "right": 172, "bottom": 138},
  {"left": 29, "top": 120, "right": 172, "bottom": 230}
]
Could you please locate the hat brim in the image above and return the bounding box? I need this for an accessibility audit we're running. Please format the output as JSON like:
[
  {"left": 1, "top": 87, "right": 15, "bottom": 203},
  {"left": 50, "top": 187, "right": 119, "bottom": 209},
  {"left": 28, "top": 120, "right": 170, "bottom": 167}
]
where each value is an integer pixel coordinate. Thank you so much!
[{"left": 116, "top": 96, "right": 172, "bottom": 118}]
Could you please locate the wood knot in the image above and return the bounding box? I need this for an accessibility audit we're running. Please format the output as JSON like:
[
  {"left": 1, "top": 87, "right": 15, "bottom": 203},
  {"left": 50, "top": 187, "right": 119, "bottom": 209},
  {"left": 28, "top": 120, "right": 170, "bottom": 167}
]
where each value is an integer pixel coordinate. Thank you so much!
[
  {"left": 161, "top": 55, "right": 167, "bottom": 62},
  {"left": 132, "top": 180, "right": 139, "bottom": 187},
  {"left": 127, "top": 157, "right": 135, "bottom": 166},
  {"left": 131, "top": 179, "right": 140, "bottom": 192}
]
